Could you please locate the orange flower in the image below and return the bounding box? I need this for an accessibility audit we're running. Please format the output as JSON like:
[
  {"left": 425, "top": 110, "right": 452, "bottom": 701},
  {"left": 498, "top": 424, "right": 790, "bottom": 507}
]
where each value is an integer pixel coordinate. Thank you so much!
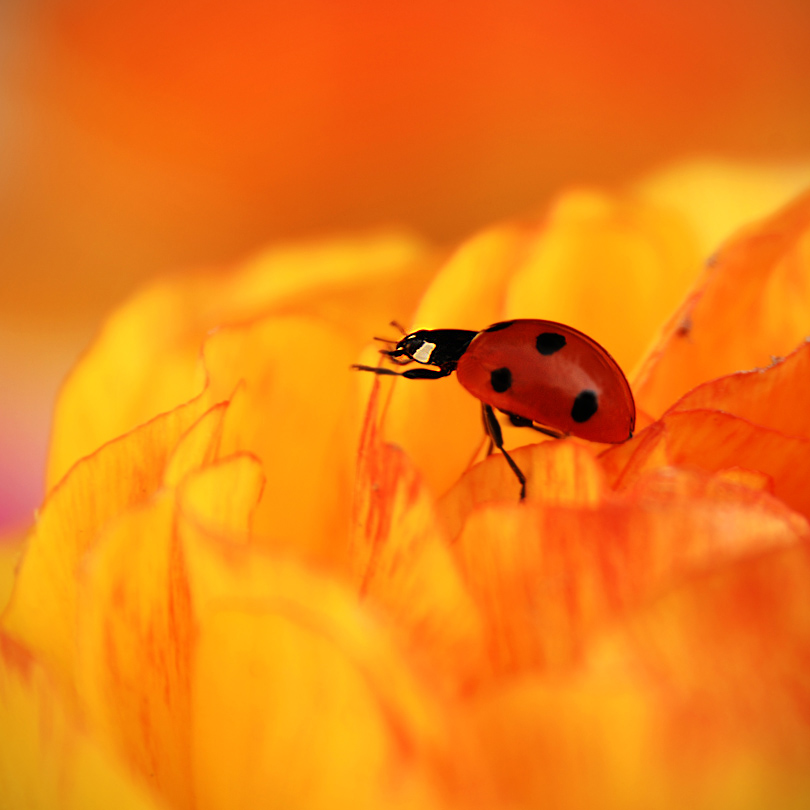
[{"left": 4, "top": 178, "right": 810, "bottom": 808}]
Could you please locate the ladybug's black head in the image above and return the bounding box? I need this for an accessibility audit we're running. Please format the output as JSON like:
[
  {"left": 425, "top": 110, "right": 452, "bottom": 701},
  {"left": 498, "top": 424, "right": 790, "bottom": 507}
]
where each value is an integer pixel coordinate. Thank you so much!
[
  {"left": 390, "top": 331, "right": 438, "bottom": 364},
  {"left": 385, "top": 328, "right": 478, "bottom": 371}
]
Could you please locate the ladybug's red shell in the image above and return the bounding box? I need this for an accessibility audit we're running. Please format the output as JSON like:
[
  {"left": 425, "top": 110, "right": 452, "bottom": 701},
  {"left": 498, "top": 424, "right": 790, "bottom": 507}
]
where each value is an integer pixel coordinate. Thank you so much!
[{"left": 455, "top": 319, "right": 634, "bottom": 443}]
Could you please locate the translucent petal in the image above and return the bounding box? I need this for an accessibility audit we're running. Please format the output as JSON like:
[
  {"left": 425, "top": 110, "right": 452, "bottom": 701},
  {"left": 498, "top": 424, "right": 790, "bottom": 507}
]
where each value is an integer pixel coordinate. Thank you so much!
[
  {"left": 2, "top": 395, "right": 209, "bottom": 691},
  {"left": 667, "top": 339, "right": 810, "bottom": 439},
  {"left": 634, "top": 189, "right": 810, "bottom": 418},
  {"left": 609, "top": 411, "right": 810, "bottom": 520}
]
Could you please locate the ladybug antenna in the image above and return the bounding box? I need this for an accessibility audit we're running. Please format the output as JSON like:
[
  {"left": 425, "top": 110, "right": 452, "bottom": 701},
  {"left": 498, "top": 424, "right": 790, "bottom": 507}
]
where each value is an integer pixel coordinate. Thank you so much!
[
  {"left": 373, "top": 335, "right": 398, "bottom": 345},
  {"left": 390, "top": 320, "right": 407, "bottom": 335}
]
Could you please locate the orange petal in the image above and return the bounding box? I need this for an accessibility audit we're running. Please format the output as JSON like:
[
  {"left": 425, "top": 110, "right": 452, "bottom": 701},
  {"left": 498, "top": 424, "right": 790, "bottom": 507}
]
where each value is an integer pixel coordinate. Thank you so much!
[
  {"left": 667, "top": 339, "right": 810, "bottom": 439},
  {"left": 598, "top": 420, "right": 669, "bottom": 488},
  {"left": 351, "top": 380, "right": 487, "bottom": 691},
  {"left": 634, "top": 188, "right": 810, "bottom": 418},
  {"left": 472, "top": 543, "right": 810, "bottom": 809},
  {"left": 439, "top": 439, "right": 606, "bottom": 541},
  {"left": 453, "top": 471, "right": 805, "bottom": 677},
  {"left": 612, "top": 410, "right": 810, "bottom": 520},
  {"left": 2, "top": 394, "right": 209, "bottom": 691},
  {"left": 0, "top": 633, "right": 160, "bottom": 810},
  {"left": 603, "top": 543, "right": 810, "bottom": 807}
]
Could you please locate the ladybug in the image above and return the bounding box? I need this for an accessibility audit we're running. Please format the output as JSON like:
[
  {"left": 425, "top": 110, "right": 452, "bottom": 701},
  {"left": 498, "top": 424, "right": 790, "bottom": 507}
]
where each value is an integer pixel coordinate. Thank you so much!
[{"left": 354, "top": 319, "right": 635, "bottom": 499}]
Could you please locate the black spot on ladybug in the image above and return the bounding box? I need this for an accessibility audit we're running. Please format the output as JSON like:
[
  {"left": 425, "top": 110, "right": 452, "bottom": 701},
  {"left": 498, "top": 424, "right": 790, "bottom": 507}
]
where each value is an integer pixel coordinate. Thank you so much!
[
  {"left": 490, "top": 367, "right": 512, "bottom": 393},
  {"left": 536, "top": 332, "right": 566, "bottom": 355},
  {"left": 484, "top": 321, "right": 515, "bottom": 333},
  {"left": 571, "top": 390, "right": 598, "bottom": 423}
]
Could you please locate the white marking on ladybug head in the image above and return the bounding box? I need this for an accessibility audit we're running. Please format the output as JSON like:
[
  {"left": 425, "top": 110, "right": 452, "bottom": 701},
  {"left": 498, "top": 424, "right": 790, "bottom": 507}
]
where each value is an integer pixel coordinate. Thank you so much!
[{"left": 413, "top": 341, "right": 436, "bottom": 364}]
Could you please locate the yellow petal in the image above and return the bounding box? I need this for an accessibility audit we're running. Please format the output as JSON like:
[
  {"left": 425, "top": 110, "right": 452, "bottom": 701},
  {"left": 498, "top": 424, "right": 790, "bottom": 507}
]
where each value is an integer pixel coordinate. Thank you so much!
[
  {"left": 471, "top": 673, "right": 651, "bottom": 810},
  {"left": 181, "top": 518, "right": 456, "bottom": 809},
  {"left": 162, "top": 401, "right": 230, "bottom": 488},
  {"left": 0, "top": 634, "right": 160, "bottom": 810},
  {"left": 231, "top": 233, "right": 435, "bottom": 345},
  {"left": 49, "top": 233, "right": 431, "bottom": 488},
  {"left": 193, "top": 606, "right": 445, "bottom": 810},
  {"left": 77, "top": 495, "right": 194, "bottom": 809},
  {"left": 383, "top": 223, "right": 535, "bottom": 495},
  {"left": 2, "top": 394, "right": 209, "bottom": 693},
  {"left": 47, "top": 280, "right": 210, "bottom": 489},
  {"left": 0, "top": 532, "right": 25, "bottom": 614},
  {"left": 637, "top": 159, "right": 810, "bottom": 258},
  {"left": 202, "top": 317, "right": 357, "bottom": 563},
  {"left": 177, "top": 453, "right": 265, "bottom": 544},
  {"left": 183, "top": 538, "right": 445, "bottom": 757},
  {"left": 504, "top": 188, "right": 700, "bottom": 374},
  {"left": 379, "top": 190, "right": 695, "bottom": 497},
  {"left": 75, "top": 454, "right": 265, "bottom": 806}
]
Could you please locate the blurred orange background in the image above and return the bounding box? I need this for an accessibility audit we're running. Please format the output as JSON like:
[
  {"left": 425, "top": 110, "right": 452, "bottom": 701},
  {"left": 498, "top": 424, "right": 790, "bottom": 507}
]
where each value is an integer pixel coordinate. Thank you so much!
[{"left": 2, "top": 0, "right": 810, "bottom": 529}]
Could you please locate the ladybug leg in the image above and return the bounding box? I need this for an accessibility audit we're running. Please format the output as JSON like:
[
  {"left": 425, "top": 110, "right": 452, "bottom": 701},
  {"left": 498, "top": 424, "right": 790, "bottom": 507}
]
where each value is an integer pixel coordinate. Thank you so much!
[
  {"left": 352, "top": 364, "right": 404, "bottom": 377},
  {"left": 387, "top": 355, "right": 414, "bottom": 366},
  {"left": 401, "top": 367, "right": 452, "bottom": 379},
  {"left": 505, "top": 412, "right": 565, "bottom": 440},
  {"left": 530, "top": 424, "right": 566, "bottom": 439},
  {"left": 352, "top": 364, "right": 451, "bottom": 380},
  {"left": 379, "top": 348, "right": 412, "bottom": 364},
  {"left": 482, "top": 404, "right": 526, "bottom": 500},
  {"left": 505, "top": 412, "right": 532, "bottom": 428},
  {"left": 479, "top": 408, "right": 496, "bottom": 456}
]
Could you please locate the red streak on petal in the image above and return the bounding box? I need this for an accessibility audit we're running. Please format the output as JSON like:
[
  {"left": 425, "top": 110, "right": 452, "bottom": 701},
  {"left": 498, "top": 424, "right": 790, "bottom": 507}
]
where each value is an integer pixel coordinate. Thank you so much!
[{"left": 0, "top": 631, "right": 35, "bottom": 683}]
